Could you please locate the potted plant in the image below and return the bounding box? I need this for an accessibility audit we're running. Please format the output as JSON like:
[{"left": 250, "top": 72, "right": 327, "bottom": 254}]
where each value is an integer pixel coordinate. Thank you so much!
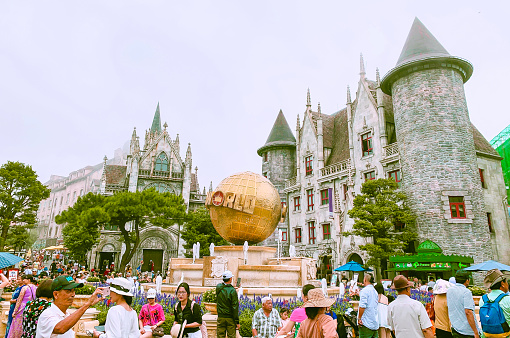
[
  {"left": 73, "top": 284, "right": 96, "bottom": 308},
  {"left": 202, "top": 289, "right": 217, "bottom": 315}
]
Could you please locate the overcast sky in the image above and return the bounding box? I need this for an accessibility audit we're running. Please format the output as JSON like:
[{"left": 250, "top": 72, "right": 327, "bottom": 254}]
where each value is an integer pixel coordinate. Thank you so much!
[{"left": 1, "top": 1, "right": 509, "bottom": 189}]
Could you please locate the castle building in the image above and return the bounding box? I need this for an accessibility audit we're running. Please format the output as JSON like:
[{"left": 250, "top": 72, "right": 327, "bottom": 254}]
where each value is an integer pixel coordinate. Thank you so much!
[
  {"left": 36, "top": 104, "right": 206, "bottom": 272},
  {"left": 258, "top": 18, "right": 510, "bottom": 279}
]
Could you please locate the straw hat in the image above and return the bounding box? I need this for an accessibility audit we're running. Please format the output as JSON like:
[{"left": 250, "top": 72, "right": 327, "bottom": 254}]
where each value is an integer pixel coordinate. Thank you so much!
[
  {"left": 391, "top": 275, "right": 414, "bottom": 290},
  {"left": 484, "top": 269, "right": 506, "bottom": 289},
  {"left": 303, "top": 289, "right": 335, "bottom": 308},
  {"left": 433, "top": 279, "right": 451, "bottom": 294}
]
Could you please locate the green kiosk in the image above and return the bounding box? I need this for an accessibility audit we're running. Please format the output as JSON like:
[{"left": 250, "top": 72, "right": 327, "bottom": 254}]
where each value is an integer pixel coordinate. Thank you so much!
[{"left": 389, "top": 240, "right": 473, "bottom": 281}]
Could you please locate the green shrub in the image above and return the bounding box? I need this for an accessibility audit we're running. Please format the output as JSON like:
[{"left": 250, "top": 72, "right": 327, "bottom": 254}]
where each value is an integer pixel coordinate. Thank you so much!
[
  {"left": 74, "top": 284, "right": 96, "bottom": 295},
  {"left": 96, "top": 309, "right": 108, "bottom": 325},
  {"left": 239, "top": 309, "right": 255, "bottom": 337},
  {"left": 87, "top": 277, "right": 100, "bottom": 282},
  {"left": 203, "top": 289, "right": 216, "bottom": 303},
  {"left": 469, "top": 286, "right": 487, "bottom": 296},
  {"left": 161, "top": 315, "right": 175, "bottom": 335}
]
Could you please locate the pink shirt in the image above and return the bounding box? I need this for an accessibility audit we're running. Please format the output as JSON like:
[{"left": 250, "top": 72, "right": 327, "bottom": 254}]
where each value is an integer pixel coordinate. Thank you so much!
[
  {"left": 139, "top": 303, "right": 165, "bottom": 326},
  {"left": 289, "top": 307, "right": 307, "bottom": 323}
]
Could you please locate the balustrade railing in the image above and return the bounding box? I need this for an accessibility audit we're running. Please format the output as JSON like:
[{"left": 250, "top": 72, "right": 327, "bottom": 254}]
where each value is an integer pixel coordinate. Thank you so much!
[
  {"left": 319, "top": 159, "right": 351, "bottom": 177},
  {"left": 138, "top": 169, "right": 183, "bottom": 179},
  {"left": 384, "top": 143, "right": 399, "bottom": 157},
  {"left": 284, "top": 176, "right": 298, "bottom": 189}
]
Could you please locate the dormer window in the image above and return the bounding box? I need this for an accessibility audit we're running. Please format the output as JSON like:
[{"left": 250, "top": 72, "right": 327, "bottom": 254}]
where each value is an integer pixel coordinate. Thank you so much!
[{"left": 361, "top": 132, "right": 373, "bottom": 156}]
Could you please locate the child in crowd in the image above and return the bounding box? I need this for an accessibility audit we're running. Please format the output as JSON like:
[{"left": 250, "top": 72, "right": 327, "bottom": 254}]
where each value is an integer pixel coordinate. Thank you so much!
[{"left": 279, "top": 308, "right": 293, "bottom": 337}]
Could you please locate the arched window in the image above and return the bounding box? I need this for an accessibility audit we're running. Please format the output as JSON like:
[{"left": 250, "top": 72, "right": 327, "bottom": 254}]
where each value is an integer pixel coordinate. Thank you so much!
[
  {"left": 145, "top": 182, "right": 173, "bottom": 194},
  {"left": 155, "top": 152, "right": 169, "bottom": 172}
]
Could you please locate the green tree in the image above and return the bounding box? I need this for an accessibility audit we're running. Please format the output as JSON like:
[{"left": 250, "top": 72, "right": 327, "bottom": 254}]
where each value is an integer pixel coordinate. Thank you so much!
[
  {"left": 5, "top": 226, "right": 30, "bottom": 252},
  {"left": 343, "top": 178, "right": 418, "bottom": 278},
  {"left": 0, "top": 161, "right": 50, "bottom": 251},
  {"left": 57, "top": 193, "right": 107, "bottom": 263},
  {"left": 181, "top": 207, "right": 228, "bottom": 258},
  {"left": 57, "top": 189, "right": 187, "bottom": 272}
]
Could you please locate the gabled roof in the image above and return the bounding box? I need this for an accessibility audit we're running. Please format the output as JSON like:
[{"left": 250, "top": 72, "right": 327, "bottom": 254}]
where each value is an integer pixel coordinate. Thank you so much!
[
  {"left": 104, "top": 165, "right": 127, "bottom": 185},
  {"left": 472, "top": 124, "right": 501, "bottom": 158},
  {"left": 396, "top": 17, "right": 450, "bottom": 67},
  {"left": 257, "top": 110, "right": 296, "bottom": 155}
]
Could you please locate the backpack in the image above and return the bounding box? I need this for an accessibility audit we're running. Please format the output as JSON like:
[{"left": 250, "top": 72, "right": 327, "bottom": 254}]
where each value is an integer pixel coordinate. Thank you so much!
[
  {"left": 174, "top": 300, "right": 207, "bottom": 338},
  {"left": 480, "top": 293, "right": 510, "bottom": 334}
]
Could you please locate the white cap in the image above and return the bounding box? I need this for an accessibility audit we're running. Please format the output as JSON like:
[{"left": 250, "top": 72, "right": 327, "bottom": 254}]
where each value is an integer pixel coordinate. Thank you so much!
[
  {"left": 222, "top": 270, "right": 233, "bottom": 279},
  {"left": 147, "top": 288, "right": 157, "bottom": 299}
]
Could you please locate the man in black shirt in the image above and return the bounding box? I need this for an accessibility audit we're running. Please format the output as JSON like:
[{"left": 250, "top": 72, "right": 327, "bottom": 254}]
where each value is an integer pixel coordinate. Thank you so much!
[{"left": 216, "top": 270, "right": 239, "bottom": 338}]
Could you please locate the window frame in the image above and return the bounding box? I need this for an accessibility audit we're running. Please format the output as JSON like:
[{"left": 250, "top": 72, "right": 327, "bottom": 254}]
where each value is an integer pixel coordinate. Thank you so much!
[
  {"left": 322, "top": 223, "right": 331, "bottom": 240},
  {"left": 305, "top": 155, "right": 313, "bottom": 176},
  {"left": 295, "top": 228, "right": 302, "bottom": 243},
  {"left": 307, "top": 189, "right": 314, "bottom": 211},
  {"left": 487, "top": 212, "right": 493, "bottom": 233},
  {"left": 361, "top": 132, "right": 373, "bottom": 156},
  {"left": 388, "top": 169, "right": 402, "bottom": 187},
  {"left": 320, "top": 189, "right": 329, "bottom": 206},
  {"left": 479, "top": 168, "right": 487, "bottom": 189},
  {"left": 308, "top": 221, "right": 316, "bottom": 244},
  {"left": 155, "top": 152, "right": 169, "bottom": 172},
  {"left": 449, "top": 196, "right": 466, "bottom": 219},
  {"left": 294, "top": 196, "right": 301, "bottom": 211},
  {"left": 281, "top": 229, "right": 288, "bottom": 241},
  {"left": 364, "top": 171, "right": 376, "bottom": 181},
  {"left": 263, "top": 152, "right": 268, "bottom": 162}
]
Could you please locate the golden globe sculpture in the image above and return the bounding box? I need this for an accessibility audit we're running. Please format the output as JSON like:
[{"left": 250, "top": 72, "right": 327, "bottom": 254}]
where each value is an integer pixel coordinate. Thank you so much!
[{"left": 205, "top": 172, "right": 284, "bottom": 244}]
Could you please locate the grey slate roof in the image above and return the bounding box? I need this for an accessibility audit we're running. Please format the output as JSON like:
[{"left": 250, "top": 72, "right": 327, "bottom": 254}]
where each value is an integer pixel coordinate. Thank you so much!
[{"left": 257, "top": 110, "right": 296, "bottom": 155}]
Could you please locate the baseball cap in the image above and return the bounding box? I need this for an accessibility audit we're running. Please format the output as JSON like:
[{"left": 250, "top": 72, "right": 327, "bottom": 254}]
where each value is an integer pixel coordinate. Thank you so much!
[
  {"left": 222, "top": 270, "right": 233, "bottom": 279},
  {"left": 52, "top": 275, "right": 84, "bottom": 292}
]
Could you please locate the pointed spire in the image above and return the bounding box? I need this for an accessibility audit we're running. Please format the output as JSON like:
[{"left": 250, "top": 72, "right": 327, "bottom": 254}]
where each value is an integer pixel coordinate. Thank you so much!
[
  {"left": 306, "top": 88, "right": 311, "bottom": 108},
  {"left": 376, "top": 68, "right": 380, "bottom": 85},
  {"left": 317, "top": 102, "right": 321, "bottom": 117},
  {"left": 257, "top": 110, "right": 296, "bottom": 156},
  {"left": 296, "top": 114, "right": 300, "bottom": 131},
  {"left": 209, "top": 181, "right": 213, "bottom": 192},
  {"left": 203, "top": 187, "right": 206, "bottom": 195},
  {"left": 151, "top": 102, "right": 162, "bottom": 134},
  {"left": 360, "top": 53, "right": 366, "bottom": 77},
  {"left": 396, "top": 18, "right": 450, "bottom": 67},
  {"left": 185, "top": 143, "right": 192, "bottom": 165},
  {"left": 347, "top": 86, "right": 352, "bottom": 104}
]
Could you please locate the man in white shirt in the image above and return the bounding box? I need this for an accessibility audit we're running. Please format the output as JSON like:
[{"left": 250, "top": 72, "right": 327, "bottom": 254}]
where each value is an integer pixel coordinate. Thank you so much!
[
  {"left": 36, "top": 275, "right": 104, "bottom": 338},
  {"left": 387, "top": 275, "right": 433, "bottom": 338}
]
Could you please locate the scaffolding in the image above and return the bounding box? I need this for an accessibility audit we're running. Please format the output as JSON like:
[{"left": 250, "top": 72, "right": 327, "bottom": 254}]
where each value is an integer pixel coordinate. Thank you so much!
[{"left": 491, "top": 124, "right": 510, "bottom": 149}]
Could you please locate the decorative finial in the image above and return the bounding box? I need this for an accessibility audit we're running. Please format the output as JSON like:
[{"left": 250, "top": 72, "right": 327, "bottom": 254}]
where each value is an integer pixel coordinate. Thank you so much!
[
  {"left": 317, "top": 102, "right": 321, "bottom": 116},
  {"left": 360, "top": 53, "right": 366, "bottom": 77},
  {"left": 103, "top": 155, "right": 107, "bottom": 163},
  {"left": 296, "top": 114, "right": 300, "bottom": 130},
  {"left": 163, "top": 122, "right": 168, "bottom": 130},
  {"left": 306, "top": 88, "right": 311, "bottom": 108},
  {"left": 347, "top": 86, "right": 352, "bottom": 104},
  {"left": 376, "top": 68, "right": 380, "bottom": 84},
  {"left": 195, "top": 166, "right": 198, "bottom": 174}
]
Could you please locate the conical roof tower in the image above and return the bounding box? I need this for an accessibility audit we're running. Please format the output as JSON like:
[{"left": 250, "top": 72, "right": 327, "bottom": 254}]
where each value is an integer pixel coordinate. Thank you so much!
[
  {"left": 257, "top": 110, "right": 296, "bottom": 155},
  {"left": 381, "top": 17, "right": 473, "bottom": 94}
]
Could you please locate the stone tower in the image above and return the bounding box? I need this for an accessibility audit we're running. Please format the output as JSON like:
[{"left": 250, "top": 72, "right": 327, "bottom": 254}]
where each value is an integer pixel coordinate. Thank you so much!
[
  {"left": 381, "top": 18, "right": 493, "bottom": 263},
  {"left": 257, "top": 110, "right": 296, "bottom": 194}
]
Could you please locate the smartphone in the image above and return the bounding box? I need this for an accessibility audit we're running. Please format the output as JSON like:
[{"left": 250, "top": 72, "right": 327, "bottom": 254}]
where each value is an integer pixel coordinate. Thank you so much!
[
  {"left": 102, "top": 287, "right": 110, "bottom": 297},
  {"left": 236, "top": 277, "right": 241, "bottom": 287}
]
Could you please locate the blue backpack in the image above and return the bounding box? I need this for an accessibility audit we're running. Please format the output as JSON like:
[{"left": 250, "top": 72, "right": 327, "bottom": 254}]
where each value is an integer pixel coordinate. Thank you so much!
[{"left": 480, "top": 293, "right": 510, "bottom": 334}]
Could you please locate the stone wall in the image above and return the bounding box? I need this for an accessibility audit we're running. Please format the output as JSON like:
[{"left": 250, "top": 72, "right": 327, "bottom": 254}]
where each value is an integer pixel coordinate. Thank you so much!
[
  {"left": 262, "top": 146, "right": 295, "bottom": 193},
  {"left": 392, "top": 67, "right": 493, "bottom": 264}
]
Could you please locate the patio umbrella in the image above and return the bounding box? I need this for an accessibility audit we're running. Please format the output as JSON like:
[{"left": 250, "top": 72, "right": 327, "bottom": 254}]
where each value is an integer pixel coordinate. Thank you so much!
[
  {"left": 463, "top": 260, "right": 510, "bottom": 272},
  {"left": 0, "top": 252, "right": 23, "bottom": 269},
  {"left": 334, "top": 261, "right": 373, "bottom": 272}
]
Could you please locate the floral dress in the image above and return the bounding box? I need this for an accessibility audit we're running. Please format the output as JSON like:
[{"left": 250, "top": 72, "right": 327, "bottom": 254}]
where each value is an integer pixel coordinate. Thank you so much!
[{"left": 20, "top": 298, "right": 51, "bottom": 338}]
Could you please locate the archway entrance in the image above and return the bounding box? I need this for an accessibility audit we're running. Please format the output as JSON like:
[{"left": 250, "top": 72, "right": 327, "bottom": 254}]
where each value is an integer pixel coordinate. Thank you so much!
[
  {"left": 142, "top": 249, "right": 163, "bottom": 273},
  {"left": 348, "top": 253, "right": 363, "bottom": 265},
  {"left": 98, "top": 252, "right": 115, "bottom": 273}
]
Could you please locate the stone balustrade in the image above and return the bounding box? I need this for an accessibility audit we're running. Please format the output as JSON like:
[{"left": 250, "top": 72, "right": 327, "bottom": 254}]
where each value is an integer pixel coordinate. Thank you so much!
[
  {"left": 384, "top": 143, "right": 399, "bottom": 157},
  {"left": 319, "top": 159, "right": 351, "bottom": 178}
]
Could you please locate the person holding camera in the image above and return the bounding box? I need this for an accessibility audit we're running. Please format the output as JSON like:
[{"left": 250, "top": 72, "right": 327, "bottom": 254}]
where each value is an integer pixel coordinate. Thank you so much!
[
  {"left": 35, "top": 275, "right": 104, "bottom": 338},
  {"left": 92, "top": 278, "right": 140, "bottom": 338}
]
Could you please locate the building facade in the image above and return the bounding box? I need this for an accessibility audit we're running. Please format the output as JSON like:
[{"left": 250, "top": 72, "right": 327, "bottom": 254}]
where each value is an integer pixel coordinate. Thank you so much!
[
  {"left": 36, "top": 104, "right": 206, "bottom": 272},
  {"left": 258, "top": 18, "right": 510, "bottom": 279}
]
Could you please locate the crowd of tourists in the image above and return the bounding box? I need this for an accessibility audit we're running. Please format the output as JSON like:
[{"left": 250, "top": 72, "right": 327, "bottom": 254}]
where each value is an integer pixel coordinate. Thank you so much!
[{"left": 2, "top": 266, "right": 510, "bottom": 338}]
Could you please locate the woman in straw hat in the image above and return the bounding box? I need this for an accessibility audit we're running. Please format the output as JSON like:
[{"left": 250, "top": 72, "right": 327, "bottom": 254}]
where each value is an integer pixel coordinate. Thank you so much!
[
  {"left": 296, "top": 289, "right": 339, "bottom": 338},
  {"left": 92, "top": 277, "right": 140, "bottom": 338},
  {"left": 433, "top": 279, "right": 452, "bottom": 338}
]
